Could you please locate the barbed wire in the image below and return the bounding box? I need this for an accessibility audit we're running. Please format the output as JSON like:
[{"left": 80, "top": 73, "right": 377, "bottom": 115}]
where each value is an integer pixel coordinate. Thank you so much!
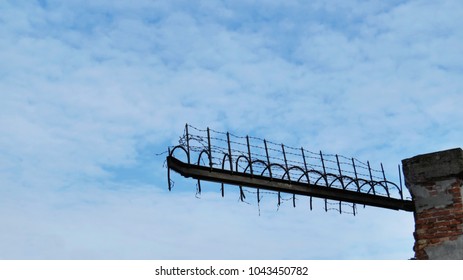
[
  {"left": 187, "top": 124, "right": 384, "bottom": 169},
  {"left": 167, "top": 124, "right": 408, "bottom": 215},
  {"left": 178, "top": 126, "right": 390, "bottom": 181}
]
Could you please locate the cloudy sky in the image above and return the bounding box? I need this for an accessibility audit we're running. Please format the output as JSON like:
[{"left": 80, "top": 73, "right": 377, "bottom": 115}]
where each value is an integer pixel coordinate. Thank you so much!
[{"left": 1, "top": 0, "right": 462, "bottom": 259}]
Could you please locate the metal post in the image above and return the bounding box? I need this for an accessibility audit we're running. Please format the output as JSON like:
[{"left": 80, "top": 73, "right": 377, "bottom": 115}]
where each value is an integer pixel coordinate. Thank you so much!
[
  {"left": 380, "top": 163, "right": 390, "bottom": 197},
  {"left": 302, "top": 147, "right": 313, "bottom": 209},
  {"left": 227, "top": 132, "right": 233, "bottom": 173},
  {"left": 281, "top": 144, "right": 295, "bottom": 207},
  {"left": 336, "top": 155, "right": 345, "bottom": 189},
  {"left": 207, "top": 127, "right": 212, "bottom": 170},
  {"left": 185, "top": 124, "right": 190, "bottom": 164},
  {"left": 301, "top": 148, "right": 310, "bottom": 184},
  {"left": 352, "top": 158, "right": 360, "bottom": 192},
  {"left": 367, "top": 161, "right": 376, "bottom": 195},
  {"left": 246, "top": 136, "right": 253, "bottom": 177},
  {"left": 398, "top": 164, "right": 403, "bottom": 200},
  {"left": 167, "top": 147, "right": 172, "bottom": 191},
  {"left": 264, "top": 140, "right": 272, "bottom": 179},
  {"left": 320, "top": 151, "right": 328, "bottom": 211},
  {"left": 282, "top": 144, "right": 290, "bottom": 182}
]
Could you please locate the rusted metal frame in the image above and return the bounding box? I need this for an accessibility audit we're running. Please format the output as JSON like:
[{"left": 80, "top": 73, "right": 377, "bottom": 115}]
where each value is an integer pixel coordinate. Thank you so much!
[
  {"left": 320, "top": 151, "right": 329, "bottom": 211},
  {"left": 367, "top": 161, "right": 376, "bottom": 196},
  {"left": 196, "top": 149, "right": 211, "bottom": 194},
  {"left": 301, "top": 148, "right": 310, "bottom": 184},
  {"left": 185, "top": 124, "right": 191, "bottom": 164},
  {"left": 283, "top": 166, "right": 306, "bottom": 208},
  {"left": 243, "top": 159, "right": 269, "bottom": 204},
  {"left": 398, "top": 164, "right": 404, "bottom": 200},
  {"left": 167, "top": 147, "right": 172, "bottom": 191},
  {"left": 207, "top": 127, "right": 212, "bottom": 170},
  {"left": 264, "top": 140, "right": 272, "bottom": 179},
  {"left": 167, "top": 156, "right": 414, "bottom": 212},
  {"left": 227, "top": 132, "right": 233, "bottom": 173},
  {"left": 168, "top": 145, "right": 190, "bottom": 192},
  {"left": 221, "top": 154, "right": 229, "bottom": 197},
  {"left": 350, "top": 159, "right": 360, "bottom": 215},
  {"left": 336, "top": 155, "right": 344, "bottom": 213},
  {"left": 262, "top": 139, "right": 274, "bottom": 204},
  {"left": 220, "top": 132, "right": 234, "bottom": 198},
  {"left": 235, "top": 155, "right": 249, "bottom": 202},
  {"left": 380, "top": 163, "right": 390, "bottom": 198},
  {"left": 246, "top": 136, "right": 253, "bottom": 177},
  {"left": 351, "top": 159, "right": 369, "bottom": 209},
  {"left": 301, "top": 148, "right": 313, "bottom": 210},
  {"left": 281, "top": 144, "right": 295, "bottom": 208},
  {"left": 244, "top": 136, "right": 259, "bottom": 204},
  {"left": 351, "top": 158, "right": 361, "bottom": 192}
]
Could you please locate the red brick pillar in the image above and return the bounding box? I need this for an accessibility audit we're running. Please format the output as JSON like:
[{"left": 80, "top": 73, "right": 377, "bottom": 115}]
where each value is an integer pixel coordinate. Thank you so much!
[{"left": 402, "top": 148, "right": 463, "bottom": 259}]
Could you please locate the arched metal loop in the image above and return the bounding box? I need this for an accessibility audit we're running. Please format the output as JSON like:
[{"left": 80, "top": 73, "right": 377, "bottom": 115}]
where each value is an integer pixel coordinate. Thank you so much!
[{"left": 166, "top": 124, "right": 413, "bottom": 212}]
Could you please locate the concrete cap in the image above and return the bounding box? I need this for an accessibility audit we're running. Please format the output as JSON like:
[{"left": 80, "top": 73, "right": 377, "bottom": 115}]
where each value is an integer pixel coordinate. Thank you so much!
[{"left": 402, "top": 148, "right": 463, "bottom": 184}]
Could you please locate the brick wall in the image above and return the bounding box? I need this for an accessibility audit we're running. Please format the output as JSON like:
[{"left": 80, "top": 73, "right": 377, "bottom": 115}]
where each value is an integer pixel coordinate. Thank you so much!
[
  {"left": 412, "top": 179, "right": 463, "bottom": 259},
  {"left": 402, "top": 148, "right": 463, "bottom": 260}
]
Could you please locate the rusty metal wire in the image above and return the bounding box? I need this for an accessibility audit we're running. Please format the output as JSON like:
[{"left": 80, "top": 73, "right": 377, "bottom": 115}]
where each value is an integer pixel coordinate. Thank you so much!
[{"left": 167, "top": 124, "right": 408, "bottom": 214}]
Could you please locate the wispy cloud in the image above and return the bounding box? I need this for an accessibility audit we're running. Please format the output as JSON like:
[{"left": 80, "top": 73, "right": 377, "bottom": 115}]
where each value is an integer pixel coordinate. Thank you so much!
[{"left": 1, "top": 0, "right": 462, "bottom": 259}]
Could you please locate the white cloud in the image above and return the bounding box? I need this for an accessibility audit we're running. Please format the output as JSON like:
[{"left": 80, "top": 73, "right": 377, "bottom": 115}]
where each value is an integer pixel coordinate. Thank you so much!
[
  {"left": 1, "top": 0, "right": 462, "bottom": 259},
  {"left": 0, "top": 185, "right": 414, "bottom": 259}
]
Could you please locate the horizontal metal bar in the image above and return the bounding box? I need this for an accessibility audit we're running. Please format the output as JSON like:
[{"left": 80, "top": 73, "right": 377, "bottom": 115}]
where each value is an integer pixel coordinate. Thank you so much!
[{"left": 167, "top": 156, "right": 414, "bottom": 212}]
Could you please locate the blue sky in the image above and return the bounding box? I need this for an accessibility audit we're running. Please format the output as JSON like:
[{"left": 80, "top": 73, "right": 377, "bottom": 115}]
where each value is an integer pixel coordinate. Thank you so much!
[{"left": 1, "top": 0, "right": 462, "bottom": 259}]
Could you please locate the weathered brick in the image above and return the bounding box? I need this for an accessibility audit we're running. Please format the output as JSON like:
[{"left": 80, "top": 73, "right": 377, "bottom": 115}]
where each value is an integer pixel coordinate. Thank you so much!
[{"left": 402, "top": 148, "right": 463, "bottom": 259}]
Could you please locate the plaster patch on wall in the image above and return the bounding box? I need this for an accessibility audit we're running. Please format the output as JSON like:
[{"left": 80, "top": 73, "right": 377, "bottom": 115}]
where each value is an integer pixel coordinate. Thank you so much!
[
  {"left": 409, "top": 179, "right": 456, "bottom": 211},
  {"left": 425, "top": 235, "right": 463, "bottom": 260}
]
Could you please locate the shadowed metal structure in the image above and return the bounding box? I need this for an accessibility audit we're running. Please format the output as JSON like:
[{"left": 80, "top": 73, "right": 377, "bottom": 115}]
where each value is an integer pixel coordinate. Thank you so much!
[{"left": 166, "top": 124, "right": 414, "bottom": 213}]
